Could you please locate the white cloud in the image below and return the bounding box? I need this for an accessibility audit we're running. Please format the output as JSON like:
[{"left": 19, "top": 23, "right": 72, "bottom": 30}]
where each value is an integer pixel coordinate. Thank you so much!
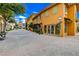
[
  {"left": 15, "top": 19, "right": 19, "bottom": 23},
  {"left": 15, "top": 19, "right": 19, "bottom": 21},
  {"left": 15, "top": 15, "right": 26, "bottom": 19},
  {"left": 22, "top": 19, "right": 25, "bottom": 23},
  {"left": 19, "top": 16, "right": 26, "bottom": 18},
  {"left": 15, "top": 15, "right": 26, "bottom": 23},
  {"left": 32, "top": 11, "right": 38, "bottom": 14}
]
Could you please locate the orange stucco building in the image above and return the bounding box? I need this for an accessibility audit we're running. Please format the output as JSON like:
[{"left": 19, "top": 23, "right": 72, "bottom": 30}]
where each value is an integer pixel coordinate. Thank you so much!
[
  {"left": 32, "top": 3, "right": 79, "bottom": 37},
  {"left": 26, "top": 13, "right": 36, "bottom": 30}
]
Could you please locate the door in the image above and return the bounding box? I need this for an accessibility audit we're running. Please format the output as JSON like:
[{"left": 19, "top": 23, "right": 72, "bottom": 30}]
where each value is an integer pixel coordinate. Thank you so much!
[
  {"left": 55, "top": 23, "right": 61, "bottom": 35},
  {"left": 48, "top": 25, "right": 54, "bottom": 35},
  {"left": 51, "top": 25, "right": 54, "bottom": 34},
  {"left": 48, "top": 25, "right": 50, "bottom": 34},
  {"left": 44, "top": 25, "right": 47, "bottom": 34}
]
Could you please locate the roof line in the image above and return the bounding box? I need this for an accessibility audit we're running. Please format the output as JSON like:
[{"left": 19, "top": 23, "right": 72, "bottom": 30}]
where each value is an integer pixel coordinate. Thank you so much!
[{"left": 32, "top": 3, "right": 58, "bottom": 20}]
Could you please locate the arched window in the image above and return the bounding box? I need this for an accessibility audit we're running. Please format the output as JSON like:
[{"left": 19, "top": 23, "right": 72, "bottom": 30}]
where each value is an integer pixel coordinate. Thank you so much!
[{"left": 52, "top": 6, "right": 58, "bottom": 14}]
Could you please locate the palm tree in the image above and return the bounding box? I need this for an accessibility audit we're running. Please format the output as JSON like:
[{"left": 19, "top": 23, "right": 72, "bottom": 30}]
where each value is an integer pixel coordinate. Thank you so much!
[{"left": 0, "top": 3, "right": 25, "bottom": 32}]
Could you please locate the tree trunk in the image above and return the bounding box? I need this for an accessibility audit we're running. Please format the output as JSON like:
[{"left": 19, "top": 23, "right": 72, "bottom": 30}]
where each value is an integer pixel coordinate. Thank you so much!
[
  {"left": 3, "top": 19, "right": 6, "bottom": 32},
  {"left": 2, "top": 15, "right": 7, "bottom": 32}
]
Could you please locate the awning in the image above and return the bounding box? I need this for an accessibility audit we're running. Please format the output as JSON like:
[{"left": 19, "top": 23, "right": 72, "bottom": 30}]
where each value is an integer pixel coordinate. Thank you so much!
[{"left": 64, "top": 18, "right": 73, "bottom": 23}]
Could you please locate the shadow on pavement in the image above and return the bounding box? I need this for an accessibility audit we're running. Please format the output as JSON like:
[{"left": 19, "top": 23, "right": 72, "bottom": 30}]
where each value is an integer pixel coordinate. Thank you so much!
[{"left": 0, "top": 38, "right": 5, "bottom": 41}]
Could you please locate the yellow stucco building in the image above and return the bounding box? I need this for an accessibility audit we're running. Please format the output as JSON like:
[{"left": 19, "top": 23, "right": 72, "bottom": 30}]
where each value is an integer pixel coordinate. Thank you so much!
[
  {"left": 26, "top": 14, "right": 36, "bottom": 30},
  {"left": 32, "top": 3, "right": 79, "bottom": 37}
]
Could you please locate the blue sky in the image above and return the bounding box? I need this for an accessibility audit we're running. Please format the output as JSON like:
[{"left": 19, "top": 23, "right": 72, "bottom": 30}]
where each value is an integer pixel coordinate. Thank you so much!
[
  {"left": 15, "top": 3, "right": 51, "bottom": 23},
  {"left": 23, "top": 3, "right": 51, "bottom": 17},
  {"left": 15, "top": 3, "right": 79, "bottom": 23}
]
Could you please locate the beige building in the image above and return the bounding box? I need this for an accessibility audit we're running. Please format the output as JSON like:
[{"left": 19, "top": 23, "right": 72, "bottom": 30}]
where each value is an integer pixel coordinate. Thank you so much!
[
  {"left": 26, "top": 13, "right": 36, "bottom": 30},
  {"left": 6, "top": 22, "right": 15, "bottom": 31},
  {"left": 18, "top": 22, "right": 24, "bottom": 29}
]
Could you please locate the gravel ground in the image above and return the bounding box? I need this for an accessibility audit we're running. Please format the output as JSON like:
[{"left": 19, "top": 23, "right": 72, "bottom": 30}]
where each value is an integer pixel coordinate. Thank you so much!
[{"left": 0, "top": 29, "right": 79, "bottom": 56}]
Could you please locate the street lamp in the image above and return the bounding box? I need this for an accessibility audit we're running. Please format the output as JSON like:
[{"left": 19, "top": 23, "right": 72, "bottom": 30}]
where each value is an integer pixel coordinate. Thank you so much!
[{"left": 58, "top": 16, "right": 62, "bottom": 23}]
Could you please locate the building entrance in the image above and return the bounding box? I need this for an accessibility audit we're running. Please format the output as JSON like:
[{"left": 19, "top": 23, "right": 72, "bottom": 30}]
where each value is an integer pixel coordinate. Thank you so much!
[
  {"left": 55, "top": 23, "right": 61, "bottom": 36},
  {"left": 48, "top": 25, "right": 54, "bottom": 35}
]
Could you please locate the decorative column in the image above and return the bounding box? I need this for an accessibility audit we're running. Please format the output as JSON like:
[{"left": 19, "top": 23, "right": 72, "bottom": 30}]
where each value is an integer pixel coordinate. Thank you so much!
[
  {"left": 50, "top": 25, "right": 51, "bottom": 35},
  {"left": 60, "top": 20, "right": 65, "bottom": 37},
  {"left": 46, "top": 25, "right": 48, "bottom": 34},
  {"left": 53, "top": 25, "right": 56, "bottom": 35},
  {"left": 42, "top": 25, "right": 44, "bottom": 34},
  {"left": 67, "top": 4, "right": 77, "bottom": 36}
]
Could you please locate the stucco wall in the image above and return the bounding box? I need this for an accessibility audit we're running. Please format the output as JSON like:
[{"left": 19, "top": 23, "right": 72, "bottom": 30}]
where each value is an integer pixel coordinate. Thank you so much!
[{"left": 41, "top": 4, "right": 64, "bottom": 26}]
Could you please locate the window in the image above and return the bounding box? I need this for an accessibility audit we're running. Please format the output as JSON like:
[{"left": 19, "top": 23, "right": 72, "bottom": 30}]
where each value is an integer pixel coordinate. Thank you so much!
[
  {"left": 36, "top": 17, "right": 38, "bottom": 23},
  {"left": 51, "top": 25, "right": 54, "bottom": 34},
  {"left": 45, "top": 11, "right": 48, "bottom": 16},
  {"left": 55, "top": 23, "right": 61, "bottom": 35},
  {"left": 52, "top": 6, "right": 58, "bottom": 14},
  {"left": 64, "top": 5, "right": 67, "bottom": 14}
]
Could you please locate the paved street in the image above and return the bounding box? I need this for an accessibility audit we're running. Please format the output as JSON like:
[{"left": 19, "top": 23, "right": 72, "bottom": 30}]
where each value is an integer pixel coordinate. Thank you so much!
[{"left": 0, "top": 29, "right": 79, "bottom": 56}]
